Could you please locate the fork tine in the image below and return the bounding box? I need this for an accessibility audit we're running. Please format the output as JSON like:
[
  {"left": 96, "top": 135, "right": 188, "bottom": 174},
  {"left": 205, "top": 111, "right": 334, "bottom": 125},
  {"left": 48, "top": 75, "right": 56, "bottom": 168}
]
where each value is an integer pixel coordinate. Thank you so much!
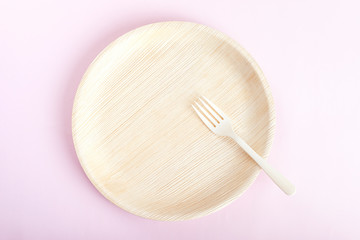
[
  {"left": 192, "top": 105, "right": 216, "bottom": 130},
  {"left": 198, "top": 97, "right": 221, "bottom": 123},
  {"left": 202, "top": 96, "right": 225, "bottom": 120},
  {"left": 195, "top": 102, "right": 217, "bottom": 126}
]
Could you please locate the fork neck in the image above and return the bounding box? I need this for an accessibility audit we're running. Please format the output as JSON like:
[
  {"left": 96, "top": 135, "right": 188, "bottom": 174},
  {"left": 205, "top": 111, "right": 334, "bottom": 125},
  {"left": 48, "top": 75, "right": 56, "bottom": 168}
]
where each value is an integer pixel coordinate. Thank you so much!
[{"left": 227, "top": 132, "right": 242, "bottom": 142}]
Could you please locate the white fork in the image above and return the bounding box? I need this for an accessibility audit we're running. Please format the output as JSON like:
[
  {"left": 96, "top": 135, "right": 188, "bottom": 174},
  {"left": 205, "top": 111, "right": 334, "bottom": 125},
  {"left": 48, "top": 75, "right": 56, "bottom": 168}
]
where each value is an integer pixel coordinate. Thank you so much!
[{"left": 192, "top": 96, "right": 296, "bottom": 196}]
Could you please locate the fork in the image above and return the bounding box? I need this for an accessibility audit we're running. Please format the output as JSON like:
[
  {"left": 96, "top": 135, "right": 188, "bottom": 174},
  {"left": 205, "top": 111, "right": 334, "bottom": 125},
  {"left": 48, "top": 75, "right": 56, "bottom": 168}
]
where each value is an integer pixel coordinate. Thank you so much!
[{"left": 192, "top": 96, "right": 296, "bottom": 196}]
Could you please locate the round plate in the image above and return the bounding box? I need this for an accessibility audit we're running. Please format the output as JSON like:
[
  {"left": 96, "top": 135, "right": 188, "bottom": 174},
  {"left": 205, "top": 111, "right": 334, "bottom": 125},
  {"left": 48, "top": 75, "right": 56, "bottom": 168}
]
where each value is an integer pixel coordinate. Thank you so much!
[{"left": 72, "top": 21, "right": 275, "bottom": 221}]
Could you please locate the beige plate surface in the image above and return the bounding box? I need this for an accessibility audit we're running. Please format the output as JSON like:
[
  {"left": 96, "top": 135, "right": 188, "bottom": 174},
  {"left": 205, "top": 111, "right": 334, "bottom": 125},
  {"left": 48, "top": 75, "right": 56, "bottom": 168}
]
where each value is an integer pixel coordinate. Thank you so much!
[{"left": 72, "top": 21, "right": 275, "bottom": 221}]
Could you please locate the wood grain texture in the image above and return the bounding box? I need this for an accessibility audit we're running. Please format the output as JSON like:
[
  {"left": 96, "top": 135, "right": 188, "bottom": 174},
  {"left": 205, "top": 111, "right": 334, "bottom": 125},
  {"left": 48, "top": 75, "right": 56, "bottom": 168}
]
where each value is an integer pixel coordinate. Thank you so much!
[{"left": 72, "top": 21, "right": 275, "bottom": 221}]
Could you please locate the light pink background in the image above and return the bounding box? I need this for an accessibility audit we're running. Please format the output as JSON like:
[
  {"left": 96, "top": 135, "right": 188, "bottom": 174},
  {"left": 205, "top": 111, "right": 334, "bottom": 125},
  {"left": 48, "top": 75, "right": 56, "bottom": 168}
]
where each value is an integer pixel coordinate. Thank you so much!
[{"left": 1, "top": 0, "right": 360, "bottom": 239}]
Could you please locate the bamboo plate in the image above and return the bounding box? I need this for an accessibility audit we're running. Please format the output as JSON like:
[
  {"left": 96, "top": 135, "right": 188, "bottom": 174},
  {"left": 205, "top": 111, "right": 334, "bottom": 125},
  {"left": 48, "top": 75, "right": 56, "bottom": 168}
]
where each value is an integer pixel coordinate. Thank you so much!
[{"left": 72, "top": 21, "right": 275, "bottom": 221}]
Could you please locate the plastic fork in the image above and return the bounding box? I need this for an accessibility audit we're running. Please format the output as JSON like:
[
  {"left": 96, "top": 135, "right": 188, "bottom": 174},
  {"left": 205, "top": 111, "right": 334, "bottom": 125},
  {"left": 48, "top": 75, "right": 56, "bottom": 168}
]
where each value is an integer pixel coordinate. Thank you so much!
[{"left": 192, "top": 96, "right": 296, "bottom": 196}]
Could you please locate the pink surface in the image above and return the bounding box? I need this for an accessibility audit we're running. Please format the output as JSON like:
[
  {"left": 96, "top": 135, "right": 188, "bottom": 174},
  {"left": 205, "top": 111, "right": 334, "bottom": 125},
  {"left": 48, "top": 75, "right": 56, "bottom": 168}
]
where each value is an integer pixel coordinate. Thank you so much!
[{"left": 1, "top": 0, "right": 360, "bottom": 239}]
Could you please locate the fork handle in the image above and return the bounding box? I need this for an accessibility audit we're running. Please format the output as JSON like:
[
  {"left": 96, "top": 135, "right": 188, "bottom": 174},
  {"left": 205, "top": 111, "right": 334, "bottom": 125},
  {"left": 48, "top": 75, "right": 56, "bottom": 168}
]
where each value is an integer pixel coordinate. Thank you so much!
[{"left": 231, "top": 134, "right": 296, "bottom": 196}]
